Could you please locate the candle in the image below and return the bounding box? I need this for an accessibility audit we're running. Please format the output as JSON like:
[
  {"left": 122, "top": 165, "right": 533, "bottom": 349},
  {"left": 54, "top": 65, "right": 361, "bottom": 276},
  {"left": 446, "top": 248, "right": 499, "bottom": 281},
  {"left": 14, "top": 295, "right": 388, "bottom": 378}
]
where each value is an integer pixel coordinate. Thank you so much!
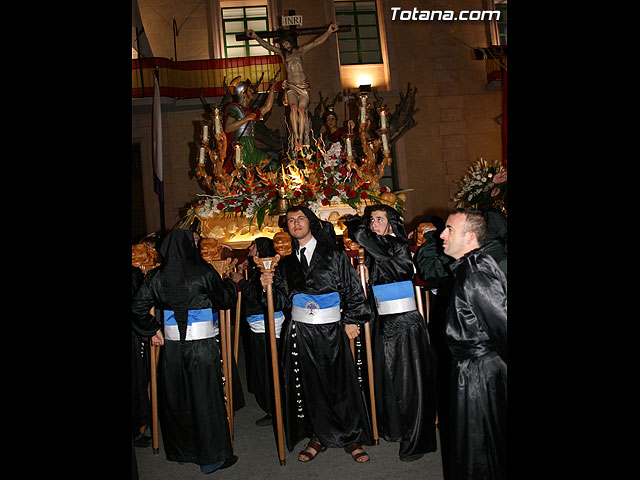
[
  {"left": 346, "top": 137, "right": 353, "bottom": 157},
  {"left": 214, "top": 109, "right": 222, "bottom": 134},
  {"left": 381, "top": 132, "right": 389, "bottom": 152},
  {"left": 360, "top": 94, "right": 368, "bottom": 124},
  {"left": 380, "top": 110, "right": 387, "bottom": 129},
  {"left": 235, "top": 144, "right": 242, "bottom": 164},
  {"left": 199, "top": 146, "right": 206, "bottom": 163},
  {"left": 202, "top": 124, "right": 209, "bottom": 142}
]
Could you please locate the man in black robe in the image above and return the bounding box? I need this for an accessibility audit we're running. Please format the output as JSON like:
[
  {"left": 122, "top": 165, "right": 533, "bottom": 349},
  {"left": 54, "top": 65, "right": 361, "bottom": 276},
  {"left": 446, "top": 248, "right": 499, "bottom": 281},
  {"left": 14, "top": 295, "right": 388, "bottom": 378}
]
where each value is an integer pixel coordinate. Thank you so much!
[
  {"left": 132, "top": 229, "right": 239, "bottom": 474},
  {"left": 440, "top": 208, "right": 507, "bottom": 480},
  {"left": 412, "top": 215, "right": 455, "bottom": 479},
  {"left": 231, "top": 237, "right": 285, "bottom": 427},
  {"left": 346, "top": 204, "right": 438, "bottom": 461},
  {"left": 259, "top": 206, "right": 373, "bottom": 463}
]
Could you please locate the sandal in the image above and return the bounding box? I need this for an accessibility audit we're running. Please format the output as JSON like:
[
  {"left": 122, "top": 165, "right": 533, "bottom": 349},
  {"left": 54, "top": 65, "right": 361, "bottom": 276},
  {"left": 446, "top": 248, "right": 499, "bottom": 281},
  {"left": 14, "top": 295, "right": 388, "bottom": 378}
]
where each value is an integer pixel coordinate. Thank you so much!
[
  {"left": 344, "top": 443, "right": 370, "bottom": 463},
  {"left": 298, "top": 440, "right": 327, "bottom": 462}
]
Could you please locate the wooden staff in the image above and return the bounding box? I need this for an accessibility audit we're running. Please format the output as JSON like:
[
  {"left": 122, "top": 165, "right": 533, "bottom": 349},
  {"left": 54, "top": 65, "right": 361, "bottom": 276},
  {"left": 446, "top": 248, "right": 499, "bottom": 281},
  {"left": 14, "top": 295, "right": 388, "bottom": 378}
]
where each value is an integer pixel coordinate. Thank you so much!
[
  {"left": 234, "top": 291, "right": 242, "bottom": 363},
  {"left": 211, "top": 258, "right": 236, "bottom": 441},
  {"left": 424, "top": 288, "right": 431, "bottom": 325},
  {"left": 146, "top": 306, "right": 160, "bottom": 455},
  {"left": 225, "top": 308, "right": 234, "bottom": 439},
  {"left": 233, "top": 262, "right": 248, "bottom": 363},
  {"left": 414, "top": 284, "right": 426, "bottom": 322},
  {"left": 357, "top": 248, "right": 379, "bottom": 445},
  {"left": 150, "top": 347, "right": 160, "bottom": 454},
  {"left": 218, "top": 307, "right": 233, "bottom": 440},
  {"left": 255, "top": 254, "right": 286, "bottom": 466}
]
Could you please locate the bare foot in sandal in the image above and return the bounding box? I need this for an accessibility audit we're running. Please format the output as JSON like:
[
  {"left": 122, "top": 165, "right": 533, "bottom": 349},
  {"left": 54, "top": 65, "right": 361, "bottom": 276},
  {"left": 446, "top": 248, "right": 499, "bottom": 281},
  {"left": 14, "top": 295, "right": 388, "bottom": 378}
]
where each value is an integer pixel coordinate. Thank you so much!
[
  {"left": 344, "top": 443, "right": 370, "bottom": 463},
  {"left": 298, "top": 440, "right": 327, "bottom": 462}
]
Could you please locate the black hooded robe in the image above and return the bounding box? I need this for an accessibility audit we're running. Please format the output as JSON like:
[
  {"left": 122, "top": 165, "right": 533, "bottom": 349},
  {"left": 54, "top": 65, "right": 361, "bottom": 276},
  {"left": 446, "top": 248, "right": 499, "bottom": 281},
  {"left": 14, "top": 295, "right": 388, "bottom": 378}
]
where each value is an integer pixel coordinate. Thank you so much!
[
  {"left": 346, "top": 206, "right": 437, "bottom": 461},
  {"left": 269, "top": 207, "right": 374, "bottom": 452},
  {"left": 132, "top": 229, "right": 238, "bottom": 468},
  {"left": 446, "top": 249, "right": 507, "bottom": 480},
  {"left": 239, "top": 237, "right": 283, "bottom": 416}
]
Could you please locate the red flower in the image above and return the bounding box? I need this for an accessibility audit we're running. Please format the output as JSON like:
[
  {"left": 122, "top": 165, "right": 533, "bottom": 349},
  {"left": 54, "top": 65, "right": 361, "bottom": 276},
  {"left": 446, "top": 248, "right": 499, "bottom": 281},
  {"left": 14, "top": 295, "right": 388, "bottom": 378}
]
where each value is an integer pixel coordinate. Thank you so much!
[
  {"left": 347, "top": 190, "right": 358, "bottom": 199},
  {"left": 216, "top": 203, "right": 225, "bottom": 210},
  {"left": 234, "top": 206, "right": 242, "bottom": 213},
  {"left": 324, "top": 186, "right": 333, "bottom": 196},
  {"left": 293, "top": 190, "right": 301, "bottom": 198},
  {"left": 361, "top": 191, "right": 368, "bottom": 199},
  {"left": 380, "top": 186, "right": 387, "bottom": 193},
  {"left": 304, "top": 189, "right": 314, "bottom": 198},
  {"left": 361, "top": 182, "right": 370, "bottom": 191},
  {"left": 339, "top": 167, "right": 347, "bottom": 175},
  {"left": 242, "top": 198, "right": 250, "bottom": 207},
  {"left": 327, "top": 178, "right": 334, "bottom": 185},
  {"left": 267, "top": 190, "right": 276, "bottom": 198},
  {"left": 321, "top": 198, "right": 329, "bottom": 206},
  {"left": 325, "top": 166, "right": 332, "bottom": 173}
]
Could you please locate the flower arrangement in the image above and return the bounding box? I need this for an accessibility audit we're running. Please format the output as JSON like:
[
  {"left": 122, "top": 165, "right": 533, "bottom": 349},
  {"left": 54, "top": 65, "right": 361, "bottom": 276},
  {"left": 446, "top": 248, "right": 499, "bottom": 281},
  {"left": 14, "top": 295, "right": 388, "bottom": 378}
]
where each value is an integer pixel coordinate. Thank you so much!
[
  {"left": 182, "top": 142, "right": 405, "bottom": 230},
  {"left": 454, "top": 158, "right": 507, "bottom": 211}
]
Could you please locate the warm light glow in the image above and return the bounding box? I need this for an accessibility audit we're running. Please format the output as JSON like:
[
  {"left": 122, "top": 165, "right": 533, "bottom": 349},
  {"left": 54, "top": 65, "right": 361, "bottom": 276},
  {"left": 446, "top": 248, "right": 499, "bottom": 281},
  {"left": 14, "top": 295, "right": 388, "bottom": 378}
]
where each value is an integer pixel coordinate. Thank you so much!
[
  {"left": 356, "top": 74, "right": 373, "bottom": 87},
  {"left": 285, "top": 163, "right": 304, "bottom": 189}
]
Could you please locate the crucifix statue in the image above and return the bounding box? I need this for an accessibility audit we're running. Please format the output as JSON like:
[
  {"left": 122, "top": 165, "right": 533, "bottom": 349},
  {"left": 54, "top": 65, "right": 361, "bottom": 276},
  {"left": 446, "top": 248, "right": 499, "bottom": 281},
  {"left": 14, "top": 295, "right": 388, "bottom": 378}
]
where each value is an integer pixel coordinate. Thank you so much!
[{"left": 241, "top": 16, "right": 343, "bottom": 153}]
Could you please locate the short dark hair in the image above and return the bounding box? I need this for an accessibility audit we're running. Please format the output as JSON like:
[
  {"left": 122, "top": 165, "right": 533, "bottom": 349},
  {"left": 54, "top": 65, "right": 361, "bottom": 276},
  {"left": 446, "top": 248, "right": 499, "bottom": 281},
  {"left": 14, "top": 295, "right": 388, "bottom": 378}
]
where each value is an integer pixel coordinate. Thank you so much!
[{"left": 451, "top": 208, "right": 487, "bottom": 246}]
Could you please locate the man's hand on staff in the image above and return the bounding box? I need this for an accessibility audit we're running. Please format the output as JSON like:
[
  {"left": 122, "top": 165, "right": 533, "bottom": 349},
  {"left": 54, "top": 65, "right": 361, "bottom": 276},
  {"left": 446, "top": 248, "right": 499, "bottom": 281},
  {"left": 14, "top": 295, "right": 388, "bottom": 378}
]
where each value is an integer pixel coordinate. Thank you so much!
[
  {"left": 344, "top": 324, "right": 360, "bottom": 340},
  {"left": 260, "top": 271, "right": 274, "bottom": 289},
  {"left": 151, "top": 330, "right": 164, "bottom": 346}
]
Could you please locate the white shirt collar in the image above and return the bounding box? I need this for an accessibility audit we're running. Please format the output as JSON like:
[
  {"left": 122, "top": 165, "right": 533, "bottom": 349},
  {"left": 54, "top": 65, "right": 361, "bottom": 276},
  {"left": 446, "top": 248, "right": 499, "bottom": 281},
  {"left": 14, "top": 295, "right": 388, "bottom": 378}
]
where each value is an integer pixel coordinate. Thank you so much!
[{"left": 298, "top": 235, "right": 317, "bottom": 263}]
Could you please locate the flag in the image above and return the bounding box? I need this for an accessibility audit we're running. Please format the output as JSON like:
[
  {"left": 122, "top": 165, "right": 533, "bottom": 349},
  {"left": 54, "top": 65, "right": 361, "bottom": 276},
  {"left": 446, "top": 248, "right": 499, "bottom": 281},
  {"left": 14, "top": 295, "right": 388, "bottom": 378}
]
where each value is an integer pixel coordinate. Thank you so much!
[{"left": 152, "top": 69, "right": 164, "bottom": 204}]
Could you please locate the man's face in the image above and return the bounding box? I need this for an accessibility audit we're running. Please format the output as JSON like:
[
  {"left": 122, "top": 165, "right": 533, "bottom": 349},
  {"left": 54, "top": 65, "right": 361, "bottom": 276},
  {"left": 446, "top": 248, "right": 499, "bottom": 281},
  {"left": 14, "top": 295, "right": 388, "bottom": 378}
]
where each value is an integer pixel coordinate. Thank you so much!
[
  {"left": 286, "top": 211, "right": 311, "bottom": 241},
  {"left": 242, "top": 87, "right": 254, "bottom": 104},
  {"left": 370, "top": 210, "right": 392, "bottom": 236},
  {"left": 280, "top": 40, "right": 294, "bottom": 53},
  {"left": 247, "top": 241, "right": 257, "bottom": 258},
  {"left": 440, "top": 213, "right": 471, "bottom": 259}
]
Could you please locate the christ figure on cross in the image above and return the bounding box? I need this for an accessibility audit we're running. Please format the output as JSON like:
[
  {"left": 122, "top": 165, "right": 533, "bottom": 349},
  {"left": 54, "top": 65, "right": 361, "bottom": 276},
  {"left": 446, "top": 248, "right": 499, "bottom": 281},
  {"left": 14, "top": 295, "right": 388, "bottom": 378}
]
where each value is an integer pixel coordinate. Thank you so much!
[{"left": 246, "top": 22, "right": 339, "bottom": 152}]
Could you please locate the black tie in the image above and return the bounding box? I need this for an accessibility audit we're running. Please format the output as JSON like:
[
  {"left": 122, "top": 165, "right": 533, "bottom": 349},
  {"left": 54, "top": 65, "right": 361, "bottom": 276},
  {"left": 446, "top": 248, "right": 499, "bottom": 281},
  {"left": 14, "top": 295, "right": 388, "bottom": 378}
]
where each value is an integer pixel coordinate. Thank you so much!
[{"left": 299, "top": 247, "right": 309, "bottom": 272}]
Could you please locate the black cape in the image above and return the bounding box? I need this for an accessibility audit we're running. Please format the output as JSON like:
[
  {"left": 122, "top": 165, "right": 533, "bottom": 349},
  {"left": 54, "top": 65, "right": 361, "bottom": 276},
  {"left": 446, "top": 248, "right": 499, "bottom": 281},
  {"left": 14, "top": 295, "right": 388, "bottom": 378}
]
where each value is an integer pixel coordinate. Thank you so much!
[
  {"left": 412, "top": 215, "right": 456, "bottom": 478},
  {"left": 240, "top": 237, "right": 280, "bottom": 415},
  {"left": 446, "top": 248, "right": 507, "bottom": 480},
  {"left": 269, "top": 207, "right": 374, "bottom": 452},
  {"left": 132, "top": 229, "right": 238, "bottom": 467},
  {"left": 346, "top": 208, "right": 438, "bottom": 460}
]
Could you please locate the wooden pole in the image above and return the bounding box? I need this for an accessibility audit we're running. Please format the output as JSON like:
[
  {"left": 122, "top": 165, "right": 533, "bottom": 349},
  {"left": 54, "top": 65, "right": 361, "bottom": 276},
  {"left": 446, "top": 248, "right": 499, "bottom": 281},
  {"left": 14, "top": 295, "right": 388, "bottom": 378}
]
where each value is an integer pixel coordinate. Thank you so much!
[
  {"left": 219, "top": 309, "right": 233, "bottom": 442},
  {"left": 357, "top": 248, "right": 379, "bottom": 445},
  {"left": 225, "top": 309, "right": 234, "bottom": 439},
  {"left": 424, "top": 288, "right": 431, "bottom": 325},
  {"left": 150, "top": 343, "right": 160, "bottom": 454},
  {"left": 414, "top": 284, "right": 425, "bottom": 322},
  {"left": 234, "top": 291, "right": 242, "bottom": 363},
  {"left": 147, "top": 305, "right": 160, "bottom": 454},
  {"left": 255, "top": 254, "right": 286, "bottom": 466}
]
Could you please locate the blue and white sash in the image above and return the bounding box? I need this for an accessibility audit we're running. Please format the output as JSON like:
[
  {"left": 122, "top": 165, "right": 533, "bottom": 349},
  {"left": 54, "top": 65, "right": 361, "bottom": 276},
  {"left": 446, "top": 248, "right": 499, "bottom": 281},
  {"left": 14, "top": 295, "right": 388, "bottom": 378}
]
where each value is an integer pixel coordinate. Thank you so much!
[
  {"left": 291, "top": 292, "right": 341, "bottom": 325},
  {"left": 372, "top": 280, "right": 417, "bottom": 315},
  {"left": 164, "top": 308, "right": 219, "bottom": 341},
  {"left": 246, "top": 311, "right": 285, "bottom": 338}
]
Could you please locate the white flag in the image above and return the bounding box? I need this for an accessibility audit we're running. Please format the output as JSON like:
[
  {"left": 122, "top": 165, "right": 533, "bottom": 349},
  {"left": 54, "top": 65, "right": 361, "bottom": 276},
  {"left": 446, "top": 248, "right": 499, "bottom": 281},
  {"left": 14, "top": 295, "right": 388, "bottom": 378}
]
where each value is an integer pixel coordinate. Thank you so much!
[{"left": 152, "top": 71, "right": 164, "bottom": 201}]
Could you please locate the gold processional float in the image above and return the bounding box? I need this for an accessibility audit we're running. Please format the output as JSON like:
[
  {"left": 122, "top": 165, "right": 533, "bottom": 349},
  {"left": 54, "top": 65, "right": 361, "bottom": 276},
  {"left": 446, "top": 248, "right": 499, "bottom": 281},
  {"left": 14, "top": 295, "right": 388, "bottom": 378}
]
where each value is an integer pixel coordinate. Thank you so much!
[{"left": 182, "top": 83, "right": 410, "bottom": 248}]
